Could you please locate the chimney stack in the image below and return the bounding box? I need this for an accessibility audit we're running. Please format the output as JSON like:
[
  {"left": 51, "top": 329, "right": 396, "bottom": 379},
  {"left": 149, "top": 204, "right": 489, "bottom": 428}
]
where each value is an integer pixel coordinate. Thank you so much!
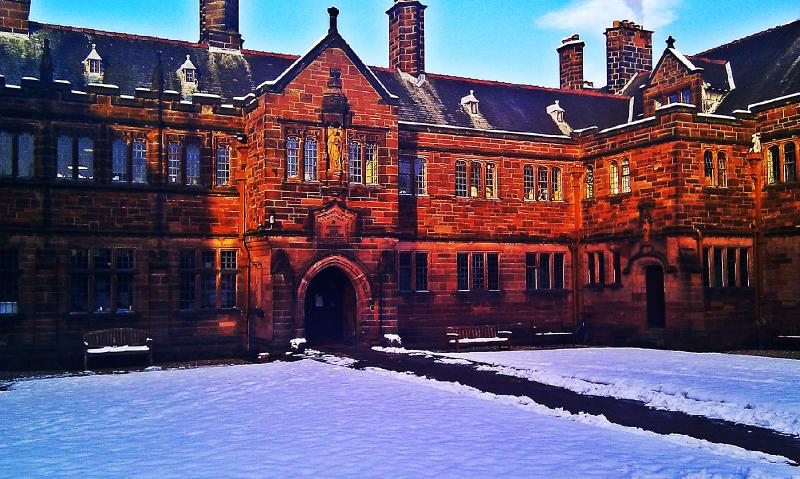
[
  {"left": 199, "top": 0, "right": 243, "bottom": 50},
  {"left": 0, "top": 0, "right": 31, "bottom": 35},
  {"left": 605, "top": 20, "right": 653, "bottom": 94},
  {"left": 558, "top": 34, "right": 585, "bottom": 90},
  {"left": 387, "top": 0, "right": 427, "bottom": 77}
]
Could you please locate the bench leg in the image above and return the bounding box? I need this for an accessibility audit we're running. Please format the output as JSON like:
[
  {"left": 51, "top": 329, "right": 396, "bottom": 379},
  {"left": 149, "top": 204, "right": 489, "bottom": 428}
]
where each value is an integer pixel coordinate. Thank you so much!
[
  {"left": 455, "top": 339, "right": 460, "bottom": 353},
  {"left": 148, "top": 351, "right": 153, "bottom": 367},
  {"left": 84, "top": 353, "right": 88, "bottom": 371}
]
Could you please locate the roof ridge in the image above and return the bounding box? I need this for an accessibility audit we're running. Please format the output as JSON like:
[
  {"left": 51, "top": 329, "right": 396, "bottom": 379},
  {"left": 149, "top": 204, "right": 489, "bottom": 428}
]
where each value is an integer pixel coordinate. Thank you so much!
[
  {"left": 686, "top": 55, "right": 727, "bottom": 65},
  {"left": 697, "top": 18, "right": 800, "bottom": 56},
  {"left": 414, "top": 71, "right": 628, "bottom": 99},
  {"left": 33, "top": 22, "right": 298, "bottom": 60}
]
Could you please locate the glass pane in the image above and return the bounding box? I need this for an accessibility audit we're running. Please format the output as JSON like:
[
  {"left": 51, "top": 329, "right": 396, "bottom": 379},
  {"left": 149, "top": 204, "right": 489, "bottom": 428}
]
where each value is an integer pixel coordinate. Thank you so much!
[
  {"left": 17, "top": 133, "right": 34, "bottom": 178},
  {"left": 202, "top": 250, "right": 215, "bottom": 269},
  {"left": 133, "top": 140, "right": 147, "bottom": 183},
  {"left": 116, "top": 274, "right": 134, "bottom": 312},
  {"left": 180, "top": 249, "right": 196, "bottom": 270},
  {"left": 214, "top": 146, "right": 228, "bottom": 187},
  {"left": 785, "top": 143, "right": 797, "bottom": 183},
  {"left": 365, "top": 143, "right": 378, "bottom": 185},
  {"left": 525, "top": 253, "right": 537, "bottom": 290},
  {"left": 415, "top": 158, "right": 426, "bottom": 195},
  {"left": 201, "top": 273, "right": 216, "bottom": 308},
  {"left": 116, "top": 249, "right": 134, "bottom": 270},
  {"left": 303, "top": 139, "right": 317, "bottom": 182},
  {"left": 457, "top": 253, "right": 469, "bottom": 291},
  {"left": 112, "top": 139, "right": 128, "bottom": 182},
  {"left": 398, "top": 157, "right": 412, "bottom": 195},
  {"left": 552, "top": 167, "right": 562, "bottom": 201},
  {"left": 220, "top": 250, "right": 237, "bottom": 270},
  {"left": 94, "top": 249, "right": 112, "bottom": 270},
  {"left": 487, "top": 253, "right": 499, "bottom": 291},
  {"left": 220, "top": 273, "right": 236, "bottom": 308},
  {"left": 524, "top": 165, "right": 535, "bottom": 201},
  {"left": 471, "top": 253, "right": 484, "bottom": 290},
  {"left": 349, "top": 142, "right": 362, "bottom": 183},
  {"left": 455, "top": 161, "right": 467, "bottom": 197},
  {"left": 415, "top": 252, "right": 428, "bottom": 292},
  {"left": 621, "top": 160, "right": 630, "bottom": 193},
  {"left": 540, "top": 253, "right": 551, "bottom": 289},
  {"left": 180, "top": 273, "right": 196, "bottom": 310},
  {"left": 537, "top": 167, "right": 549, "bottom": 201},
  {"left": 78, "top": 137, "right": 94, "bottom": 180},
  {"left": 485, "top": 163, "right": 496, "bottom": 199},
  {"left": 554, "top": 253, "right": 565, "bottom": 289},
  {"left": 70, "top": 274, "right": 89, "bottom": 312},
  {"left": 470, "top": 163, "right": 482, "bottom": 198},
  {"left": 168, "top": 142, "right": 182, "bottom": 183},
  {"left": 585, "top": 166, "right": 594, "bottom": 199},
  {"left": 57, "top": 135, "right": 72, "bottom": 179},
  {"left": 186, "top": 144, "right": 200, "bottom": 185},
  {"left": 94, "top": 274, "right": 111, "bottom": 312},
  {"left": 398, "top": 252, "right": 412, "bottom": 292},
  {"left": 0, "top": 132, "right": 12, "bottom": 176},
  {"left": 286, "top": 137, "right": 299, "bottom": 179}
]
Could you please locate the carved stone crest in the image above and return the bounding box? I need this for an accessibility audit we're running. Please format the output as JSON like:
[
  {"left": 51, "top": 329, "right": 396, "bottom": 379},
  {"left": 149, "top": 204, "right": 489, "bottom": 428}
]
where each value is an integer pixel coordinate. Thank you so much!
[{"left": 314, "top": 202, "right": 357, "bottom": 244}]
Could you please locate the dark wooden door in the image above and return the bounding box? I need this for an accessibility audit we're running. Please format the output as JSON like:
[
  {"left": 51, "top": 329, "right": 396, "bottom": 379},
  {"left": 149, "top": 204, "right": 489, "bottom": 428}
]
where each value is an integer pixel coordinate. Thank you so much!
[
  {"left": 645, "top": 265, "right": 666, "bottom": 328},
  {"left": 305, "top": 267, "right": 356, "bottom": 344}
]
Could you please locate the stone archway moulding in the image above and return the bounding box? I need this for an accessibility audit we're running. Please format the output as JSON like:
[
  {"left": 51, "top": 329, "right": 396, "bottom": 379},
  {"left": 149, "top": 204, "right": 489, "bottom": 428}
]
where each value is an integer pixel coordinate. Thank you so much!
[{"left": 293, "top": 254, "right": 374, "bottom": 342}]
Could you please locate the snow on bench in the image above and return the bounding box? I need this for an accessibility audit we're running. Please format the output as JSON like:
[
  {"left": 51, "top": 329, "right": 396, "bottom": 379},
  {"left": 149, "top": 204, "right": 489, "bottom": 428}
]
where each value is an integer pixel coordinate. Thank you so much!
[
  {"left": 446, "top": 325, "right": 511, "bottom": 353},
  {"left": 532, "top": 325, "right": 576, "bottom": 345},
  {"left": 83, "top": 328, "right": 152, "bottom": 370}
]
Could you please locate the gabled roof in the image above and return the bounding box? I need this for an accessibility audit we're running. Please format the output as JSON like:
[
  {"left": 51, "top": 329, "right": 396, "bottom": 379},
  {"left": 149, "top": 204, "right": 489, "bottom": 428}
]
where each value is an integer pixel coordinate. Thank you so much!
[
  {"left": 253, "top": 12, "right": 397, "bottom": 103},
  {"left": 697, "top": 19, "right": 800, "bottom": 113}
]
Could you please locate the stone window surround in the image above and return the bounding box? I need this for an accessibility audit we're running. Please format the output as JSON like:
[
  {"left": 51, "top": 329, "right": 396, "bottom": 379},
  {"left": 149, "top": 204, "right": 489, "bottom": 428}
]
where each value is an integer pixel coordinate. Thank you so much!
[
  {"left": 764, "top": 139, "right": 798, "bottom": 186},
  {"left": 0, "top": 122, "right": 36, "bottom": 179},
  {"left": 701, "top": 146, "right": 731, "bottom": 188},
  {"left": 523, "top": 162, "right": 565, "bottom": 203}
]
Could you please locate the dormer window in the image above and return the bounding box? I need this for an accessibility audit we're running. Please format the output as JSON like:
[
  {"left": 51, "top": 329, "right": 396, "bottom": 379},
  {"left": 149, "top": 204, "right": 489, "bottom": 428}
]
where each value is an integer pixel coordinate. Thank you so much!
[
  {"left": 83, "top": 44, "right": 103, "bottom": 82},
  {"left": 184, "top": 67, "right": 196, "bottom": 83},
  {"left": 177, "top": 55, "right": 199, "bottom": 99},
  {"left": 461, "top": 90, "right": 480, "bottom": 115},
  {"left": 546, "top": 100, "right": 572, "bottom": 135}
]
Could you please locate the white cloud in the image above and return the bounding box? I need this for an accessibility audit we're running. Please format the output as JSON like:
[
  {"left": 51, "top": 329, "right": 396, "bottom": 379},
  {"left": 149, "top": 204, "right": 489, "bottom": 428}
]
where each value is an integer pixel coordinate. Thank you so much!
[{"left": 537, "top": 0, "right": 680, "bottom": 32}]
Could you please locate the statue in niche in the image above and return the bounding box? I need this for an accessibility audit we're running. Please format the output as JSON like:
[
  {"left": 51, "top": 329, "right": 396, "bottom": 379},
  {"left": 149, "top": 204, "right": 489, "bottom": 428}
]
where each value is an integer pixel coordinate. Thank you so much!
[
  {"left": 750, "top": 133, "right": 762, "bottom": 154},
  {"left": 327, "top": 125, "right": 344, "bottom": 176}
]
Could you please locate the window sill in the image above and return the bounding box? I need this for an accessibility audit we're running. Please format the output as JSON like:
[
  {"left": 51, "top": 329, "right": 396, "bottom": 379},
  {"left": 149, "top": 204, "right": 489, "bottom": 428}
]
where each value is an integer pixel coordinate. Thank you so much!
[
  {"left": 702, "top": 186, "right": 730, "bottom": 192},
  {"left": 525, "top": 288, "right": 570, "bottom": 297},
  {"left": 607, "top": 193, "right": 632, "bottom": 205},
  {"left": 584, "top": 283, "right": 623, "bottom": 291},
  {"left": 764, "top": 181, "right": 799, "bottom": 192}
]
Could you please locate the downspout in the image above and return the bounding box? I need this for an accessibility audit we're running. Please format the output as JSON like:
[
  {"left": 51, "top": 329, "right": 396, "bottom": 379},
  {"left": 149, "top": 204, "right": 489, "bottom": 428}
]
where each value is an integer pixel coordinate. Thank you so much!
[
  {"left": 747, "top": 153, "right": 765, "bottom": 347},
  {"left": 235, "top": 136, "right": 252, "bottom": 354},
  {"left": 570, "top": 168, "right": 585, "bottom": 332}
]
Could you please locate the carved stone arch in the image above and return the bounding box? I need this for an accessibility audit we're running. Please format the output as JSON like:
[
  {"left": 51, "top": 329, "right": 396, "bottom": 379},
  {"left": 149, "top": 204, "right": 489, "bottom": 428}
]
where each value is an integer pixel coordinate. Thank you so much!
[
  {"left": 294, "top": 253, "right": 375, "bottom": 343},
  {"left": 623, "top": 250, "right": 677, "bottom": 275}
]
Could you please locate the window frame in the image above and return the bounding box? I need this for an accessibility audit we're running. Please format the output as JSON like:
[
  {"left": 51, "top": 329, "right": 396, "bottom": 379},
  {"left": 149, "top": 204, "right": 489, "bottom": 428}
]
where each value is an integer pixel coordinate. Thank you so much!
[
  {"left": 303, "top": 137, "right": 318, "bottom": 183},
  {"left": 69, "top": 248, "right": 137, "bottom": 314},
  {"left": 703, "top": 246, "right": 752, "bottom": 290},
  {"left": 0, "top": 249, "right": 20, "bottom": 315},
  {"left": 285, "top": 136, "right": 300, "bottom": 180},
  {"left": 526, "top": 252, "right": 566, "bottom": 291},
  {"left": 455, "top": 160, "right": 468, "bottom": 198},
  {"left": 0, "top": 129, "right": 35, "bottom": 179},
  {"left": 398, "top": 251, "right": 429, "bottom": 293},
  {"left": 215, "top": 144, "right": 231, "bottom": 187},
  {"left": 609, "top": 161, "right": 620, "bottom": 195},
  {"left": 784, "top": 142, "right": 797, "bottom": 183},
  {"left": 585, "top": 165, "right": 594, "bottom": 200}
]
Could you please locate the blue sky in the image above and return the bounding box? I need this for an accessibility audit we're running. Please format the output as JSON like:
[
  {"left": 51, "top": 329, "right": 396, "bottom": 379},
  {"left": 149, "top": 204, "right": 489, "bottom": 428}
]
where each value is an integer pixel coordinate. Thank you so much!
[{"left": 30, "top": 0, "right": 798, "bottom": 88}]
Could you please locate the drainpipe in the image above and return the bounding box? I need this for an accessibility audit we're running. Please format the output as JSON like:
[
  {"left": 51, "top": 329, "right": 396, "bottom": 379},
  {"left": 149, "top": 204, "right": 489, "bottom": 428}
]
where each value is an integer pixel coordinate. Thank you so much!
[
  {"left": 747, "top": 153, "right": 764, "bottom": 347},
  {"left": 570, "top": 168, "right": 585, "bottom": 332}
]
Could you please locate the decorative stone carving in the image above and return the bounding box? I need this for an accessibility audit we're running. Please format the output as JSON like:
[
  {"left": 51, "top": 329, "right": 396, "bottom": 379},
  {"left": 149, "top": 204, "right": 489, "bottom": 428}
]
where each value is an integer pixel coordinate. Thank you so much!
[{"left": 314, "top": 202, "right": 357, "bottom": 244}]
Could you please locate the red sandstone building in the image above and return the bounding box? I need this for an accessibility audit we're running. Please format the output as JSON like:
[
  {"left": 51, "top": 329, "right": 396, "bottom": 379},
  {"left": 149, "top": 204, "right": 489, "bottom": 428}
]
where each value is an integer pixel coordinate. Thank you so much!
[{"left": 1, "top": 0, "right": 798, "bottom": 366}]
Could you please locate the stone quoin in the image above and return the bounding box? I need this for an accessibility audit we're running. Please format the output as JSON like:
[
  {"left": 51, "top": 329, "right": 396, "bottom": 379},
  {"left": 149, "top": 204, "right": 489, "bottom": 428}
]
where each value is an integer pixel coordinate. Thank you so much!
[{"left": 0, "top": 1, "right": 798, "bottom": 366}]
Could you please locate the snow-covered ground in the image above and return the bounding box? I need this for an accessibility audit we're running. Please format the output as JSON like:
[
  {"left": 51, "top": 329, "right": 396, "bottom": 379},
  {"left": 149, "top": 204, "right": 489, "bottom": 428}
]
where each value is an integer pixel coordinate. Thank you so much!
[
  {"left": 1, "top": 359, "right": 796, "bottom": 478},
  {"left": 438, "top": 348, "right": 800, "bottom": 437}
]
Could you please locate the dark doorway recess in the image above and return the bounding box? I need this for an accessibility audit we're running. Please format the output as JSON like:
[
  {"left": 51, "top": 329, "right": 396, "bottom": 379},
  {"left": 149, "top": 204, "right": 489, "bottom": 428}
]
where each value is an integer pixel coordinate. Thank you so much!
[
  {"left": 645, "top": 265, "right": 666, "bottom": 328},
  {"left": 304, "top": 267, "right": 357, "bottom": 345}
]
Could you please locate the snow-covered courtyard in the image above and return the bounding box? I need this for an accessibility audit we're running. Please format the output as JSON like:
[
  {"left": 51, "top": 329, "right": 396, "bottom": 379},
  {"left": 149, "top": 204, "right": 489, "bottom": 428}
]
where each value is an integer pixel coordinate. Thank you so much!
[
  {"left": 439, "top": 348, "right": 800, "bottom": 437},
  {"left": 1, "top": 352, "right": 798, "bottom": 478}
]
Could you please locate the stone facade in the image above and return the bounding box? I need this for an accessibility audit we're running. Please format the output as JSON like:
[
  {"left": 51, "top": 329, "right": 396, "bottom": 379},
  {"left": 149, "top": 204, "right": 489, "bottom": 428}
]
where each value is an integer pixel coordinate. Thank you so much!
[{"left": 0, "top": 2, "right": 798, "bottom": 367}]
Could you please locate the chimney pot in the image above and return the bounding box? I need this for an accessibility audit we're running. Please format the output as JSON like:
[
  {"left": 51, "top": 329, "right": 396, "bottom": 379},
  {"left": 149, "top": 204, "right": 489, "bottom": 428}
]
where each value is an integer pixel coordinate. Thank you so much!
[
  {"left": 558, "top": 33, "right": 585, "bottom": 90},
  {"left": 605, "top": 19, "right": 653, "bottom": 93}
]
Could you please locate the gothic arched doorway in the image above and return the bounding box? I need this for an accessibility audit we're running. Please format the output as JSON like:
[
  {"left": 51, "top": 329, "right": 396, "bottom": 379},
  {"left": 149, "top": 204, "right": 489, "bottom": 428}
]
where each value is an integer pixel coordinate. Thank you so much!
[
  {"left": 303, "top": 267, "right": 357, "bottom": 345},
  {"left": 645, "top": 264, "right": 666, "bottom": 328}
]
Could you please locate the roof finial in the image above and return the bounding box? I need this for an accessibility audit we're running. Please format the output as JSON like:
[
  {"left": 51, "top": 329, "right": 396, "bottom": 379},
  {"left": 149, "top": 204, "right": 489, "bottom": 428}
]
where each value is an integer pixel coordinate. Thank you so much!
[
  {"left": 328, "top": 7, "right": 340, "bottom": 34},
  {"left": 39, "top": 39, "right": 54, "bottom": 84},
  {"left": 666, "top": 36, "right": 676, "bottom": 49}
]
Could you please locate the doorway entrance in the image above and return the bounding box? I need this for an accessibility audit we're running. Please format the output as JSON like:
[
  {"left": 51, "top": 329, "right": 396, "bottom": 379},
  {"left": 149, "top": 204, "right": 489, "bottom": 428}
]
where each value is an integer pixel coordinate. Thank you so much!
[
  {"left": 304, "top": 266, "right": 357, "bottom": 345},
  {"left": 645, "top": 265, "right": 666, "bottom": 328}
]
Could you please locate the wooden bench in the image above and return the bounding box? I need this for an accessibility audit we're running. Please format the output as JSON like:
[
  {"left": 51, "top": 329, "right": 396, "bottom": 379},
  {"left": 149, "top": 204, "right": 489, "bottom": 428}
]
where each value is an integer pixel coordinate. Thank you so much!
[
  {"left": 776, "top": 325, "right": 800, "bottom": 350},
  {"left": 83, "top": 328, "right": 153, "bottom": 370},
  {"left": 446, "top": 325, "right": 512, "bottom": 353}
]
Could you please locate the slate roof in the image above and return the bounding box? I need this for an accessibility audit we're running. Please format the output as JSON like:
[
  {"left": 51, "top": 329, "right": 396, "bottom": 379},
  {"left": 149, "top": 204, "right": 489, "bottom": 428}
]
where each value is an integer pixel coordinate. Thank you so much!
[
  {"left": 686, "top": 56, "right": 731, "bottom": 92},
  {"left": 0, "top": 23, "right": 297, "bottom": 101},
  {"left": 0, "top": 22, "right": 631, "bottom": 135},
  {"left": 697, "top": 19, "right": 800, "bottom": 113},
  {"left": 373, "top": 71, "right": 631, "bottom": 135}
]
